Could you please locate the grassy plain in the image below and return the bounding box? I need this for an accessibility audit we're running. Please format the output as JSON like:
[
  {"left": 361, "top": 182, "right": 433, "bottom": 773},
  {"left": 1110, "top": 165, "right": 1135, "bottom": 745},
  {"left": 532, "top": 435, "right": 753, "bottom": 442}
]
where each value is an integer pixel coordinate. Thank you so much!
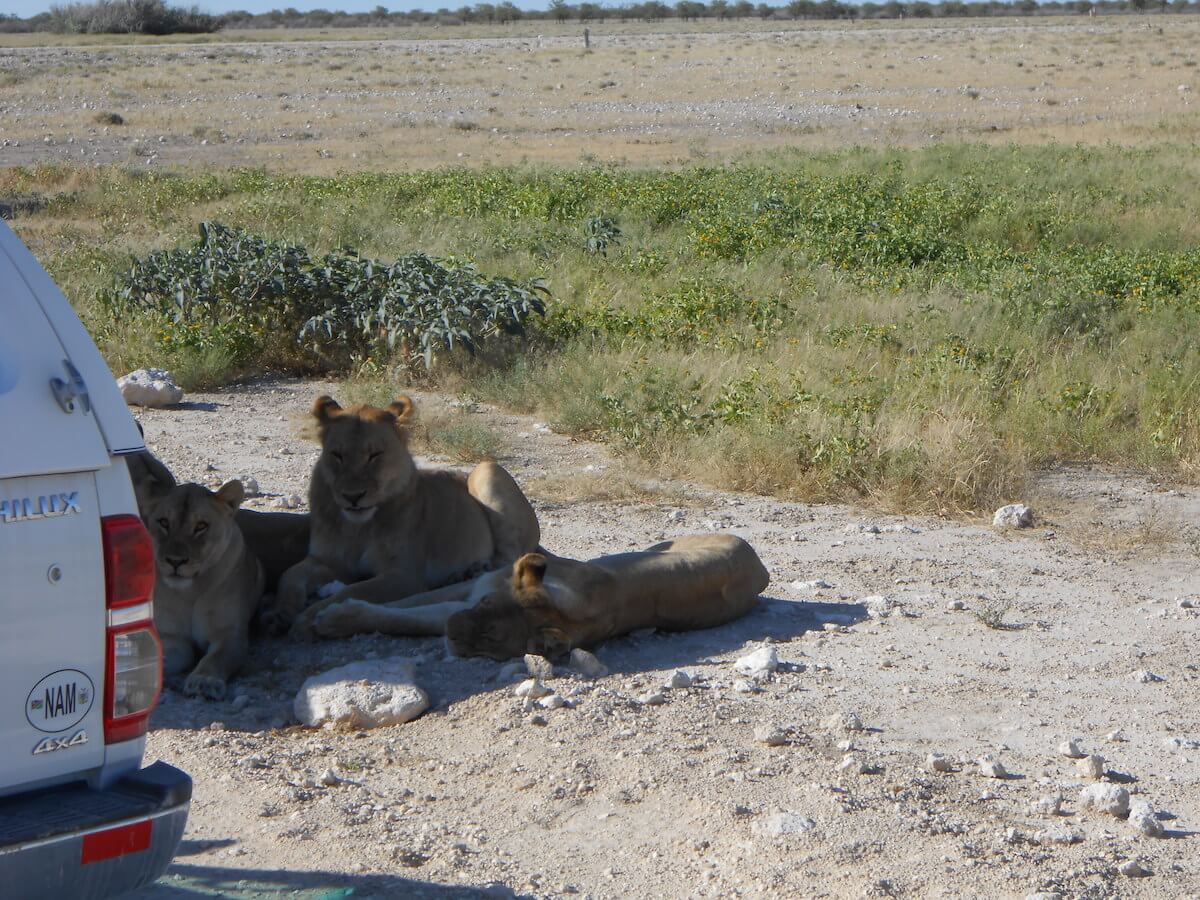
[
  {"left": 3, "top": 19, "right": 1200, "bottom": 511},
  {"left": 6, "top": 142, "right": 1200, "bottom": 513},
  {"left": 2, "top": 17, "right": 1199, "bottom": 170}
]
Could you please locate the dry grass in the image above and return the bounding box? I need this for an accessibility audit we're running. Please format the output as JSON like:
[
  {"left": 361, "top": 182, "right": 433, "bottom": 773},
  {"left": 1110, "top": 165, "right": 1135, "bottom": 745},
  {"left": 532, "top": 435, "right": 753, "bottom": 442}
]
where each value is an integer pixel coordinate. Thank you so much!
[
  {"left": 524, "top": 470, "right": 702, "bottom": 506},
  {"left": 3, "top": 17, "right": 1200, "bottom": 172},
  {"left": 1035, "top": 493, "right": 1183, "bottom": 558}
]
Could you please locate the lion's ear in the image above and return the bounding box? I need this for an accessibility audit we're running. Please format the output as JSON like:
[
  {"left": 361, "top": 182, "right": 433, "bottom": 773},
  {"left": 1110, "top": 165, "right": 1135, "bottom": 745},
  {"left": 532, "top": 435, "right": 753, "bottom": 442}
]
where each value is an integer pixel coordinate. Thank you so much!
[
  {"left": 388, "top": 395, "right": 415, "bottom": 425},
  {"left": 512, "top": 553, "right": 548, "bottom": 597},
  {"left": 129, "top": 451, "right": 176, "bottom": 517},
  {"left": 528, "top": 627, "right": 571, "bottom": 660},
  {"left": 215, "top": 479, "right": 246, "bottom": 510},
  {"left": 312, "top": 395, "right": 342, "bottom": 423}
]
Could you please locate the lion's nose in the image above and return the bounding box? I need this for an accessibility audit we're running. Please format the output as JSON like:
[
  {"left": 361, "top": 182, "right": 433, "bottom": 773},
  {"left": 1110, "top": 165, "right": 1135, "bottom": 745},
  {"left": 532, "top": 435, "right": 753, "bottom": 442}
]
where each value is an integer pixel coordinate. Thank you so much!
[
  {"left": 343, "top": 491, "right": 367, "bottom": 507},
  {"left": 165, "top": 555, "right": 188, "bottom": 570}
]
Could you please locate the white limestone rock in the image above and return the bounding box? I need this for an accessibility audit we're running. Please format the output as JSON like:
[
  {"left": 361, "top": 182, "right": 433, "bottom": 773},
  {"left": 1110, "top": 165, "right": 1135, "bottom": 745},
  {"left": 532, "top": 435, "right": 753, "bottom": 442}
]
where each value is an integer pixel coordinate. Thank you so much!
[
  {"left": 118, "top": 367, "right": 183, "bottom": 408},
  {"left": 293, "top": 657, "right": 428, "bottom": 728},
  {"left": 734, "top": 646, "right": 778, "bottom": 678},
  {"left": 1079, "top": 782, "right": 1130, "bottom": 818},
  {"left": 992, "top": 504, "right": 1034, "bottom": 528}
]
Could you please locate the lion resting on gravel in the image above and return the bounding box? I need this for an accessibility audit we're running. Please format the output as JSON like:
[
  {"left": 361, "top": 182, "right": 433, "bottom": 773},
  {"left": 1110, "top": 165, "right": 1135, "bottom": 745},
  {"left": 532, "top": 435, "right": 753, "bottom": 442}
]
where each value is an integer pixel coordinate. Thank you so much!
[
  {"left": 127, "top": 447, "right": 309, "bottom": 593},
  {"left": 313, "top": 534, "right": 769, "bottom": 660},
  {"left": 269, "top": 394, "right": 541, "bottom": 639},
  {"left": 149, "top": 480, "right": 264, "bottom": 700}
]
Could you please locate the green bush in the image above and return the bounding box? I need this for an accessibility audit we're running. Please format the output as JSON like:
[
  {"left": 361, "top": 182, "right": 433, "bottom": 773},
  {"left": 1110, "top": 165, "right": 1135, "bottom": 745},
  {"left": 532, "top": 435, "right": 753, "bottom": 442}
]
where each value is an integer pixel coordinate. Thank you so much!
[{"left": 107, "top": 222, "right": 548, "bottom": 373}]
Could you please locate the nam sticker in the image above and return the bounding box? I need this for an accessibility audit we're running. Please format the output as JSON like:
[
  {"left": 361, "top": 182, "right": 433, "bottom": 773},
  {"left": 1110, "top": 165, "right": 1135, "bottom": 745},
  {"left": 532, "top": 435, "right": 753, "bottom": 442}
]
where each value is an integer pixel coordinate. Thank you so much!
[{"left": 27, "top": 669, "right": 95, "bottom": 733}]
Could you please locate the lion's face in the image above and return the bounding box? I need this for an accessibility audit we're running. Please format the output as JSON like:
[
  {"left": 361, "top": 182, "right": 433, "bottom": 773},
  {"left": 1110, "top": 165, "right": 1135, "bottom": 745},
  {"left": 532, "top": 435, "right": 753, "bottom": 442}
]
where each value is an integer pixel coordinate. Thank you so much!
[
  {"left": 312, "top": 395, "right": 417, "bottom": 524},
  {"left": 149, "top": 481, "right": 243, "bottom": 589},
  {"left": 445, "top": 554, "right": 573, "bottom": 661}
]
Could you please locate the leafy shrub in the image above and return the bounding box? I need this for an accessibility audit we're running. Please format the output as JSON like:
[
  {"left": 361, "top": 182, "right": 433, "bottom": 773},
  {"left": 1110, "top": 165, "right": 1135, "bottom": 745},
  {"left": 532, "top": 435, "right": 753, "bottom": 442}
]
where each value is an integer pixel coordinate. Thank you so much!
[
  {"left": 108, "top": 222, "right": 548, "bottom": 373},
  {"left": 584, "top": 216, "right": 621, "bottom": 255},
  {"left": 48, "top": 0, "right": 221, "bottom": 34}
]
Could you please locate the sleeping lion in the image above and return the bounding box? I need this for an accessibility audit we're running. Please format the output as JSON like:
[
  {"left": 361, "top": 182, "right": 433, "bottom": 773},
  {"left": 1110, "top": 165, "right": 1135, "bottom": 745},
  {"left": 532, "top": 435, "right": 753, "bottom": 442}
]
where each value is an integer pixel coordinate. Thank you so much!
[{"left": 312, "top": 534, "right": 769, "bottom": 660}]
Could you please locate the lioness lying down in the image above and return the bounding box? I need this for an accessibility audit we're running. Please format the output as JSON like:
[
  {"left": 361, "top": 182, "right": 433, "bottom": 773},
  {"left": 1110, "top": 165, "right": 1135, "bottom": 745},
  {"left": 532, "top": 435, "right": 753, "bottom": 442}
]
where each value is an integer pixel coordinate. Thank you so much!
[
  {"left": 149, "top": 480, "right": 264, "bottom": 699},
  {"left": 272, "top": 394, "right": 541, "bottom": 639},
  {"left": 313, "top": 534, "right": 769, "bottom": 660}
]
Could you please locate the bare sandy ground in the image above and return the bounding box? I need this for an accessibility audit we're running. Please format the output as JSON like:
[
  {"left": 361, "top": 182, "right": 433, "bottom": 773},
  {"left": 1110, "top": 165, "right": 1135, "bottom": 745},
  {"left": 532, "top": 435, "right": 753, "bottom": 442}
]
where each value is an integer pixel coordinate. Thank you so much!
[
  {"left": 3, "top": 18, "right": 1199, "bottom": 171},
  {"left": 121, "top": 377, "right": 1200, "bottom": 899}
]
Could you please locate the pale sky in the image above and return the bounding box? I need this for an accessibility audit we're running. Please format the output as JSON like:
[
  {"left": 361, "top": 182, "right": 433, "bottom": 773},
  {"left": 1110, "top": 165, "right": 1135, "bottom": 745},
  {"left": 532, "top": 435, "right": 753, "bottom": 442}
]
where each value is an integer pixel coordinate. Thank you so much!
[{"left": 6, "top": 0, "right": 549, "bottom": 17}]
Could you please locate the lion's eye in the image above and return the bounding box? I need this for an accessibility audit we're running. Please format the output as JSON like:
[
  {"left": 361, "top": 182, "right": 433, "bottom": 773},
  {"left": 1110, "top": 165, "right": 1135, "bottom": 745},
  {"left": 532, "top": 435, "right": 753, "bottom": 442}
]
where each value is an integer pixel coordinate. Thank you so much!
[
  {"left": 193, "top": 522, "right": 208, "bottom": 536},
  {"left": 156, "top": 518, "right": 169, "bottom": 532}
]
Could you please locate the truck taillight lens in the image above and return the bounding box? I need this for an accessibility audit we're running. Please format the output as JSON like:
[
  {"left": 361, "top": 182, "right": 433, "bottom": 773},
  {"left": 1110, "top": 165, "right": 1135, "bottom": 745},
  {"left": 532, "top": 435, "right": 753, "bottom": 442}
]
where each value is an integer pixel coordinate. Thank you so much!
[{"left": 101, "top": 515, "right": 161, "bottom": 744}]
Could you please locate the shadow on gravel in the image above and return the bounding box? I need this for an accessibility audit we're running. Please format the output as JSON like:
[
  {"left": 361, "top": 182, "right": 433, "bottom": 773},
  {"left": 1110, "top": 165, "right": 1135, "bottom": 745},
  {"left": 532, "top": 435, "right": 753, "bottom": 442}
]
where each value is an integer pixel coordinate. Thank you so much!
[
  {"left": 135, "top": 862, "right": 523, "bottom": 899},
  {"left": 149, "top": 596, "right": 868, "bottom": 731},
  {"left": 580, "top": 595, "right": 870, "bottom": 677}
]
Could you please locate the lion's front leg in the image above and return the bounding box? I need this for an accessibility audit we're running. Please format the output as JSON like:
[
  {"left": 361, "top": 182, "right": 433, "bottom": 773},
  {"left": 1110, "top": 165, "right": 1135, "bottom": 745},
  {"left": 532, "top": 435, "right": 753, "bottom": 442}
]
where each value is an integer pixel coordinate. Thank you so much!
[
  {"left": 288, "top": 570, "right": 429, "bottom": 640},
  {"left": 263, "top": 556, "right": 339, "bottom": 636}
]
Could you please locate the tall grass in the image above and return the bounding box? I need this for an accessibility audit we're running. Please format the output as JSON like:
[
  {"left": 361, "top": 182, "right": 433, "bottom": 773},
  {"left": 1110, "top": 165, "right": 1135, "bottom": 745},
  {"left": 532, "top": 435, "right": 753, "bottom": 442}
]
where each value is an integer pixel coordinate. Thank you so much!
[{"left": 6, "top": 144, "right": 1200, "bottom": 511}]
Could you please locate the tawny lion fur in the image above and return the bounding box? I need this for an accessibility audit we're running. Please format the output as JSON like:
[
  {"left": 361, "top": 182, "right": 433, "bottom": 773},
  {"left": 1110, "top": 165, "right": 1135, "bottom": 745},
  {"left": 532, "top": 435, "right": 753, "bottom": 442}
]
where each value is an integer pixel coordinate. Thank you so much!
[
  {"left": 149, "top": 479, "right": 264, "bottom": 700},
  {"left": 271, "top": 394, "right": 540, "bottom": 638},
  {"left": 312, "top": 534, "right": 769, "bottom": 660}
]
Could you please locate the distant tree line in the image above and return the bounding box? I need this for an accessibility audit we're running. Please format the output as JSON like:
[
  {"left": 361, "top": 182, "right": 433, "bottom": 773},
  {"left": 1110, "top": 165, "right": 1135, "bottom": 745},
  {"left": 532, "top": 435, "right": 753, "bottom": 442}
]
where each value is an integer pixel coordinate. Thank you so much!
[{"left": 2, "top": 0, "right": 1197, "bottom": 35}]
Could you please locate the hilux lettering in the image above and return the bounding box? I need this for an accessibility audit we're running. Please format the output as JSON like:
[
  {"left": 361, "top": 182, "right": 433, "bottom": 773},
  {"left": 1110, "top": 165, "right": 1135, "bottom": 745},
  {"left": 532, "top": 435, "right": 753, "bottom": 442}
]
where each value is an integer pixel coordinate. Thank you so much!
[{"left": 0, "top": 492, "right": 80, "bottom": 523}]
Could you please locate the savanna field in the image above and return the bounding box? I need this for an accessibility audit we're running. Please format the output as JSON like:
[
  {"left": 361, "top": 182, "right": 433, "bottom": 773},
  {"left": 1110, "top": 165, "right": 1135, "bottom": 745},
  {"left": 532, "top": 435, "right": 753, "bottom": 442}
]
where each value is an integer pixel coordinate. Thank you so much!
[{"left": 4, "top": 143, "right": 1200, "bottom": 512}]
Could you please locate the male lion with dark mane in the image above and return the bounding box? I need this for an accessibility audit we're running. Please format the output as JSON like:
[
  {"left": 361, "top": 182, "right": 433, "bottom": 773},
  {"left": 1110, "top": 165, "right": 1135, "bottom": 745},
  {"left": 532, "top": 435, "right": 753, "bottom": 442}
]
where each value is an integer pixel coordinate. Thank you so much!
[
  {"left": 269, "top": 394, "right": 540, "bottom": 638},
  {"left": 312, "top": 534, "right": 769, "bottom": 660}
]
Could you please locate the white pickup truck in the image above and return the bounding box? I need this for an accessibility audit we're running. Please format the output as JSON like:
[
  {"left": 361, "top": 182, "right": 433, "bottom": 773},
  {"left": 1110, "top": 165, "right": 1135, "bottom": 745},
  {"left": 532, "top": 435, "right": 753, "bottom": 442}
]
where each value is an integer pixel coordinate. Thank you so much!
[{"left": 0, "top": 220, "right": 190, "bottom": 898}]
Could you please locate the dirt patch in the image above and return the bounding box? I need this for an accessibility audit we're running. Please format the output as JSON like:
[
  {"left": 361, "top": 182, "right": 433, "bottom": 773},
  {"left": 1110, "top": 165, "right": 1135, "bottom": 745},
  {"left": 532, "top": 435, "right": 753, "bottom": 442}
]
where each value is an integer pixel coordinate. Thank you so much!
[{"left": 132, "top": 378, "right": 1199, "bottom": 898}]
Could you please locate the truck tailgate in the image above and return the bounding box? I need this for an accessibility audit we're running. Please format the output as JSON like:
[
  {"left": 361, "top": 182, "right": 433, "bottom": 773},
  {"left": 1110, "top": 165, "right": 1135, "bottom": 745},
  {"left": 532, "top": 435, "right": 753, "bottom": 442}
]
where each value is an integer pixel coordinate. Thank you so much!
[{"left": 0, "top": 472, "right": 107, "bottom": 795}]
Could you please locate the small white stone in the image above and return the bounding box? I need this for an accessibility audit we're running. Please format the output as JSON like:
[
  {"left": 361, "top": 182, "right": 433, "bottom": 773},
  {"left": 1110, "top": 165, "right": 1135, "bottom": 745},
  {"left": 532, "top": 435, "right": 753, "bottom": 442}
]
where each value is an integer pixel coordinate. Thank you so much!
[
  {"left": 319, "top": 768, "right": 341, "bottom": 786},
  {"left": 732, "top": 679, "right": 759, "bottom": 694},
  {"left": 926, "top": 753, "right": 953, "bottom": 773},
  {"left": 1163, "top": 736, "right": 1200, "bottom": 750},
  {"left": 822, "top": 711, "right": 865, "bottom": 733},
  {"left": 977, "top": 754, "right": 1007, "bottom": 779},
  {"left": 639, "top": 691, "right": 666, "bottom": 706},
  {"left": 946, "top": 600, "right": 966, "bottom": 611},
  {"left": 1076, "top": 754, "right": 1105, "bottom": 780},
  {"left": 791, "top": 578, "right": 832, "bottom": 590},
  {"left": 1079, "top": 782, "right": 1129, "bottom": 817},
  {"left": 515, "top": 679, "right": 552, "bottom": 699},
  {"left": 836, "top": 754, "right": 868, "bottom": 775},
  {"left": 863, "top": 595, "right": 899, "bottom": 618},
  {"left": 1105, "top": 730, "right": 1128, "bottom": 743},
  {"left": 1028, "top": 794, "right": 1062, "bottom": 817},
  {"left": 1058, "top": 739, "right": 1086, "bottom": 759},
  {"left": 1128, "top": 801, "right": 1164, "bottom": 838},
  {"left": 1117, "top": 860, "right": 1150, "bottom": 878},
  {"left": 993, "top": 504, "right": 1034, "bottom": 528},
  {"left": 1130, "top": 669, "right": 1164, "bottom": 684},
  {"left": 734, "top": 646, "right": 778, "bottom": 677},
  {"left": 524, "top": 654, "right": 555, "bottom": 680},
  {"left": 238, "top": 475, "right": 261, "bottom": 497},
  {"left": 754, "top": 726, "right": 787, "bottom": 747},
  {"left": 1035, "top": 825, "right": 1082, "bottom": 845},
  {"left": 1177, "top": 598, "right": 1196, "bottom": 609},
  {"left": 822, "top": 622, "right": 843, "bottom": 633},
  {"left": 665, "top": 669, "right": 693, "bottom": 690},
  {"left": 568, "top": 649, "right": 607, "bottom": 679},
  {"left": 753, "top": 812, "right": 815, "bottom": 838},
  {"left": 1025, "top": 893, "right": 1064, "bottom": 900},
  {"left": 539, "top": 694, "right": 567, "bottom": 710}
]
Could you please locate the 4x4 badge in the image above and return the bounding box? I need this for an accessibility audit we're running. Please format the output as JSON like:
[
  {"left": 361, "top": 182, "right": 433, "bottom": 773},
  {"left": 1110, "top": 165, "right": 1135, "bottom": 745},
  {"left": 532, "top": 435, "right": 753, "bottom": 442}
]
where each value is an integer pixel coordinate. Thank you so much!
[{"left": 33, "top": 730, "right": 88, "bottom": 755}]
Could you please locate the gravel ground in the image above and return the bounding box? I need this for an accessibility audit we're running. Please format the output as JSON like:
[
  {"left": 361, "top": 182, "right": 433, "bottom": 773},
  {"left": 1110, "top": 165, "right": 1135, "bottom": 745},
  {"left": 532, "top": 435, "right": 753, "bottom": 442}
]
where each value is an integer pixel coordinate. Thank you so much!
[{"left": 131, "top": 377, "right": 1199, "bottom": 899}]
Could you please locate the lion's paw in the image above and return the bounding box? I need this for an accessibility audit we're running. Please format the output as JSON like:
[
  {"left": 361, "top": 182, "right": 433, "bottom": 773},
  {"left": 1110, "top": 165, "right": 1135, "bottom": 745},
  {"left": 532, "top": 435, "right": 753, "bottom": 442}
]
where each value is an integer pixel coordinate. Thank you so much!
[
  {"left": 313, "top": 599, "right": 373, "bottom": 639},
  {"left": 183, "top": 672, "right": 227, "bottom": 701},
  {"left": 316, "top": 580, "right": 347, "bottom": 599}
]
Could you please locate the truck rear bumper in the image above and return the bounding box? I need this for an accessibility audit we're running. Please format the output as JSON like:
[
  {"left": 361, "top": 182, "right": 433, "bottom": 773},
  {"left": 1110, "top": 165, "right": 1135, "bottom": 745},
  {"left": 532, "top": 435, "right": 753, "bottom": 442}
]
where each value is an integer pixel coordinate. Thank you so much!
[{"left": 0, "top": 760, "right": 190, "bottom": 900}]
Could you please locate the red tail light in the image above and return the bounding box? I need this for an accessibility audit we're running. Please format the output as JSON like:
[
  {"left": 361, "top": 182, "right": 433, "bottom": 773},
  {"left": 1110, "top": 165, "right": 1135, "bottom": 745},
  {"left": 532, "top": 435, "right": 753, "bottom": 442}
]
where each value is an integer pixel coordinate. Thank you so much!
[{"left": 101, "top": 515, "right": 161, "bottom": 744}]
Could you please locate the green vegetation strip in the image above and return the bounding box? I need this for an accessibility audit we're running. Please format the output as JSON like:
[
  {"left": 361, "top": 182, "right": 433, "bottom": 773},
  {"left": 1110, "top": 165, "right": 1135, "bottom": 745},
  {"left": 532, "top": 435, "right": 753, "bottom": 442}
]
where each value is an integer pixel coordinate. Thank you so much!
[{"left": 7, "top": 144, "right": 1200, "bottom": 510}]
